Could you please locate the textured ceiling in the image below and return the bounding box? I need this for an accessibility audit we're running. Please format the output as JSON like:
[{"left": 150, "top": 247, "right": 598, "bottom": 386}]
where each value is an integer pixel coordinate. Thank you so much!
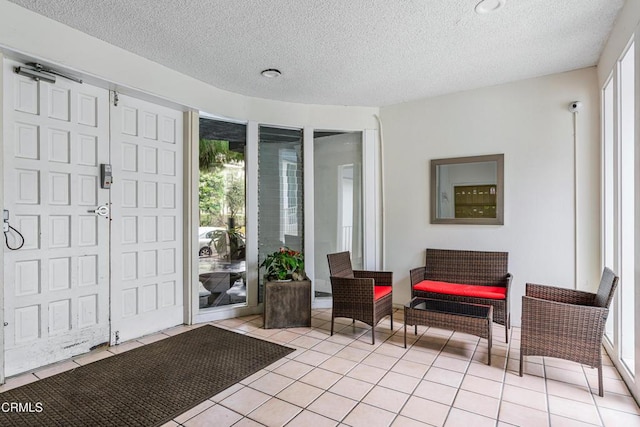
[{"left": 8, "top": 0, "right": 624, "bottom": 107}]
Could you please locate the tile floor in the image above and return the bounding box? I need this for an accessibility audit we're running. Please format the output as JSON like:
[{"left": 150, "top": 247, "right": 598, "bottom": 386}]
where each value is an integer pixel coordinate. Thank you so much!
[{"left": 1, "top": 309, "right": 639, "bottom": 427}]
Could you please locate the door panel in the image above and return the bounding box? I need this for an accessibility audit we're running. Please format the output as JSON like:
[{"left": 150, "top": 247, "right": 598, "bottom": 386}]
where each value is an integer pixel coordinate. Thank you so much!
[
  {"left": 109, "top": 94, "right": 183, "bottom": 343},
  {"left": 3, "top": 60, "right": 110, "bottom": 376}
]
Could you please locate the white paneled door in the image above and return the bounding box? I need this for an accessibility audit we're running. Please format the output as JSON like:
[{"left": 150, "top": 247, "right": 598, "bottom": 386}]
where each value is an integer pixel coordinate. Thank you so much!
[
  {"left": 109, "top": 94, "right": 183, "bottom": 343},
  {"left": 2, "top": 60, "right": 110, "bottom": 375},
  {"left": 3, "top": 61, "right": 184, "bottom": 376}
]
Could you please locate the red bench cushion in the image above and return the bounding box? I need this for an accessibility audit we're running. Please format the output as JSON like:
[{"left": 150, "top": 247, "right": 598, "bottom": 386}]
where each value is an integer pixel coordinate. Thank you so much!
[
  {"left": 413, "top": 280, "right": 506, "bottom": 300},
  {"left": 374, "top": 285, "right": 392, "bottom": 300}
]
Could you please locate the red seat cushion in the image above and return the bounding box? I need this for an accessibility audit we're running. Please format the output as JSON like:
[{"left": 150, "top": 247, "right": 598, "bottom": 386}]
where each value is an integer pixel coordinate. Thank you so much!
[
  {"left": 374, "top": 285, "right": 392, "bottom": 300},
  {"left": 413, "top": 280, "right": 506, "bottom": 300}
]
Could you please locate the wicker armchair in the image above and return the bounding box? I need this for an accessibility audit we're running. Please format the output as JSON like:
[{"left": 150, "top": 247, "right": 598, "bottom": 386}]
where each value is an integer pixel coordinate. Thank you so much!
[
  {"left": 327, "top": 251, "right": 393, "bottom": 344},
  {"left": 519, "top": 267, "right": 619, "bottom": 397}
]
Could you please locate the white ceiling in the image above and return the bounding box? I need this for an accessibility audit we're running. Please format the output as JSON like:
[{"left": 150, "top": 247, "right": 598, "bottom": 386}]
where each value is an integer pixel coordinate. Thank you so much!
[{"left": 8, "top": 0, "right": 625, "bottom": 107}]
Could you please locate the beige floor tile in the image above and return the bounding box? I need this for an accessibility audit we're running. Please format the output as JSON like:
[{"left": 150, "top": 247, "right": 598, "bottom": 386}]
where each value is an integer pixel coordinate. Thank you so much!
[
  {"left": 402, "top": 348, "right": 438, "bottom": 366},
  {"left": 362, "top": 385, "right": 410, "bottom": 413},
  {"left": 345, "top": 361, "right": 388, "bottom": 384},
  {"left": 290, "top": 335, "right": 324, "bottom": 349},
  {"left": 441, "top": 344, "right": 476, "bottom": 362},
  {"left": 595, "top": 392, "right": 640, "bottom": 415},
  {"left": 545, "top": 366, "right": 589, "bottom": 388},
  {"left": 276, "top": 380, "right": 324, "bottom": 407},
  {"left": 466, "top": 361, "right": 505, "bottom": 382},
  {"left": 391, "top": 415, "right": 431, "bottom": 426},
  {"left": 599, "top": 407, "right": 640, "bottom": 427},
  {"left": 314, "top": 340, "right": 347, "bottom": 355},
  {"left": 162, "top": 324, "right": 193, "bottom": 336},
  {"left": 444, "top": 408, "right": 496, "bottom": 427},
  {"left": 160, "top": 421, "right": 179, "bottom": 427},
  {"left": 219, "top": 387, "right": 271, "bottom": 415},
  {"left": 374, "top": 342, "right": 408, "bottom": 359},
  {"left": 0, "top": 373, "right": 39, "bottom": 392},
  {"left": 270, "top": 330, "right": 302, "bottom": 344},
  {"left": 210, "top": 383, "right": 244, "bottom": 402},
  {"left": 586, "top": 374, "right": 631, "bottom": 396},
  {"left": 327, "top": 333, "right": 357, "bottom": 345},
  {"left": 378, "top": 371, "right": 421, "bottom": 394},
  {"left": 413, "top": 379, "right": 457, "bottom": 406},
  {"left": 247, "top": 372, "right": 294, "bottom": 395},
  {"left": 307, "top": 392, "right": 358, "bottom": 422},
  {"left": 107, "top": 340, "right": 144, "bottom": 355},
  {"left": 503, "top": 370, "right": 546, "bottom": 392},
  {"left": 544, "top": 357, "right": 586, "bottom": 372},
  {"left": 343, "top": 402, "right": 397, "bottom": 427},
  {"left": 74, "top": 350, "right": 114, "bottom": 366},
  {"left": 460, "top": 374, "right": 503, "bottom": 398},
  {"left": 248, "top": 397, "right": 301, "bottom": 426},
  {"left": 273, "top": 359, "right": 314, "bottom": 379},
  {"left": 319, "top": 356, "right": 358, "bottom": 375},
  {"left": 233, "top": 417, "right": 263, "bottom": 427},
  {"left": 287, "top": 409, "right": 339, "bottom": 427},
  {"left": 433, "top": 354, "right": 469, "bottom": 372},
  {"left": 334, "top": 346, "right": 371, "bottom": 363},
  {"left": 329, "top": 376, "right": 374, "bottom": 401},
  {"left": 390, "top": 359, "right": 430, "bottom": 379},
  {"left": 546, "top": 379, "right": 594, "bottom": 404},
  {"left": 240, "top": 369, "right": 268, "bottom": 386},
  {"left": 174, "top": 400, "right": 215, "bottom": 424},
  {"left": 299, "top": 367, "right": 343, "bottom": 389},
  {"left": 295, "top": 349, "right": 332, "bottom": 366},
  {"left": 499, "top": 401, "right": 549, "bottom": 427},
  {"left": 548, "top": 395, "right": 601, "bottom": 425},
  {"left": 453, "top": 389, "right": 500, "bottom": 419},
  {"left": 549, "top": 414, "right": 602, "bottom": 427},
  {"left": 183, "top": 404, "right": 243, "bottom": 427},
  {"left": 362, "top": 352, "right": 399, "bottom": 370},
  {"left": 502, "top": 383, "right": 547, "bottom": 412},
  {"left": 423, "top": 366, "right": 465, "bottom": 388},
  {"left": 400, "top": 395, "right": 450, "bottom": 426},
  {"left": 136, "top": 332, "right": 169, "bottom": 345},
  {"left": 33, "top": 360, "right": 80, "bottom": 379}
]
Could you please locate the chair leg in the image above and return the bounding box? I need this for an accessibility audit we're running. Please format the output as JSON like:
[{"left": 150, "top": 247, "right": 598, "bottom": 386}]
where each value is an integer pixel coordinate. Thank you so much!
[
  {"left": 519, "top": 353, "right": 524, "bottom": 377},
  {"left": 505, "top": 313, "right": 510, "bottom": 343},
  {"left": 330, "top": 317, "right": 334, "bottom": 336},
  {"left": 390, "top": 314, "right": 393, "bottom": 331},
  {"left": 598, "top": 365, "right": 604, "bottom": 397},
  {"left": 371, "top": 325, "right": 375, "bottom": 345}
]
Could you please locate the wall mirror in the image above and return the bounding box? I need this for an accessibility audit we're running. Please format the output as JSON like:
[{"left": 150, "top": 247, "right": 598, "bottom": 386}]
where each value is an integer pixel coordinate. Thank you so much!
[{"left": 431, "top": 154, "right": 504, "bottom": 225}]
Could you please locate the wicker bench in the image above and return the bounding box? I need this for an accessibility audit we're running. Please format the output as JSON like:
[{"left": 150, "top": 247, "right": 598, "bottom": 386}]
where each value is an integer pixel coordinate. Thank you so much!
[{"left": 410, "top": 248, "right": 512, "bottom": 342}]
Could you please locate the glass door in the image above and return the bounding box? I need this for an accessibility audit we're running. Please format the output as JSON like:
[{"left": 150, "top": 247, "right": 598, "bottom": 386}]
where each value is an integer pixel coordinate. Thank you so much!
[
  {"left": 257, "top": 126, "right": 304, "bottom": 301},
  {"left": 312, "top": 131, "right": 363, "bottom": 298},
  {"left": 197, "top": 117, "right": 247, "bottom": 311}
]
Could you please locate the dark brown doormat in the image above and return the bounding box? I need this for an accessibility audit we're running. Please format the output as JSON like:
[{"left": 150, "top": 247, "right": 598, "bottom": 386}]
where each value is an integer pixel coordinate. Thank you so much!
[{"left": 0, "top": 325, "right": 294, "bottom": 426}]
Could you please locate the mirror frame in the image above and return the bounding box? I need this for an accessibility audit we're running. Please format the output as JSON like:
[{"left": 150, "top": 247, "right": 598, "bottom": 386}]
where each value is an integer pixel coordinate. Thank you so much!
[{"left": 430, "top": 154, "right": 504, "bottom": 225}]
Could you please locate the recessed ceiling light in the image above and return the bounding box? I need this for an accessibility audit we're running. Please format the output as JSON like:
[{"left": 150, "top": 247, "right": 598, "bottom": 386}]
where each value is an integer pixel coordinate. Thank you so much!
[
  {"left": 261, "top": 69, "right": 281, "bottom": 78},
  {"left": 475, "top": 0, "right": 506, "bottom": 14}
]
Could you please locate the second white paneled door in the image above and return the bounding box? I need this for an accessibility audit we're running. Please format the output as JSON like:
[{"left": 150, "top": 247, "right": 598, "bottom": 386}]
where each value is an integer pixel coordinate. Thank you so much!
[{"left": 109, "top": 94, "right": 183, "bottom": 343}]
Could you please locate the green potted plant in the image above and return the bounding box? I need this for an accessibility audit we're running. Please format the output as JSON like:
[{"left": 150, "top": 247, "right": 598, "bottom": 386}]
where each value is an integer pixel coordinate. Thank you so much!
[
  {"left": 260, "top": 247, "right": 305, "bottom": 281},
  {"left": 261, "top": 247, "right": 310, "bottom": 329}
]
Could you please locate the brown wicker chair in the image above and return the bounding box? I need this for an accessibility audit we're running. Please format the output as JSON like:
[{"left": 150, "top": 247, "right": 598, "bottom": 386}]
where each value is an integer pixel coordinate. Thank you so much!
[
  {"left": 519, "top": 267, "right": 619, "bottom": 397},
  {"left": 327, "top": 251, "right": 393, "bottom": 344}
]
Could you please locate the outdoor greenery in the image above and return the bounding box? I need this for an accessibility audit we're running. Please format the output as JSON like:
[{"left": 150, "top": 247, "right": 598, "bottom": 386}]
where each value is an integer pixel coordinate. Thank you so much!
[
  {"left": 199, "top": 138, "right": 245, "bottom": 228},
  {"left": 260, "top": 247, "right": 305, "bottom": 281}
]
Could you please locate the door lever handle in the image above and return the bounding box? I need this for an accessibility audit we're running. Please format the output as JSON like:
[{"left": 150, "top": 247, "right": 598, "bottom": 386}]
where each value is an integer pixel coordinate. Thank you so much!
[{"left": 88, "top": 205, "right": 110, "bottom": 217}]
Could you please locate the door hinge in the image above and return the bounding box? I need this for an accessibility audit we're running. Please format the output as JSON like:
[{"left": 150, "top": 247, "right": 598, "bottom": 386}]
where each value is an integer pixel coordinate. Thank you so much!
[
  {"left": 114, "top": 330, "right": 120, "bottom": 345},
  {"left": 112, "top": 91, "right": 119, "bottom": 107}
]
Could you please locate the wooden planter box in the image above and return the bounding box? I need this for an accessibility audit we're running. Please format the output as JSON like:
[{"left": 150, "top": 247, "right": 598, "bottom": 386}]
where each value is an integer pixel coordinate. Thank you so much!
[{"left": 264, "top": 279, "right": 311, "bottom": 329}]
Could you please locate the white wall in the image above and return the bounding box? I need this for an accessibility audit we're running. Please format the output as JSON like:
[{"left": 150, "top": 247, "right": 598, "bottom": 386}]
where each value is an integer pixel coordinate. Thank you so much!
[
  {"left": 598, "top": 0, "right": 640, "bottom": 86},
  {"left": 380, "top": 68, "right": 601, "bottom": 326}
]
